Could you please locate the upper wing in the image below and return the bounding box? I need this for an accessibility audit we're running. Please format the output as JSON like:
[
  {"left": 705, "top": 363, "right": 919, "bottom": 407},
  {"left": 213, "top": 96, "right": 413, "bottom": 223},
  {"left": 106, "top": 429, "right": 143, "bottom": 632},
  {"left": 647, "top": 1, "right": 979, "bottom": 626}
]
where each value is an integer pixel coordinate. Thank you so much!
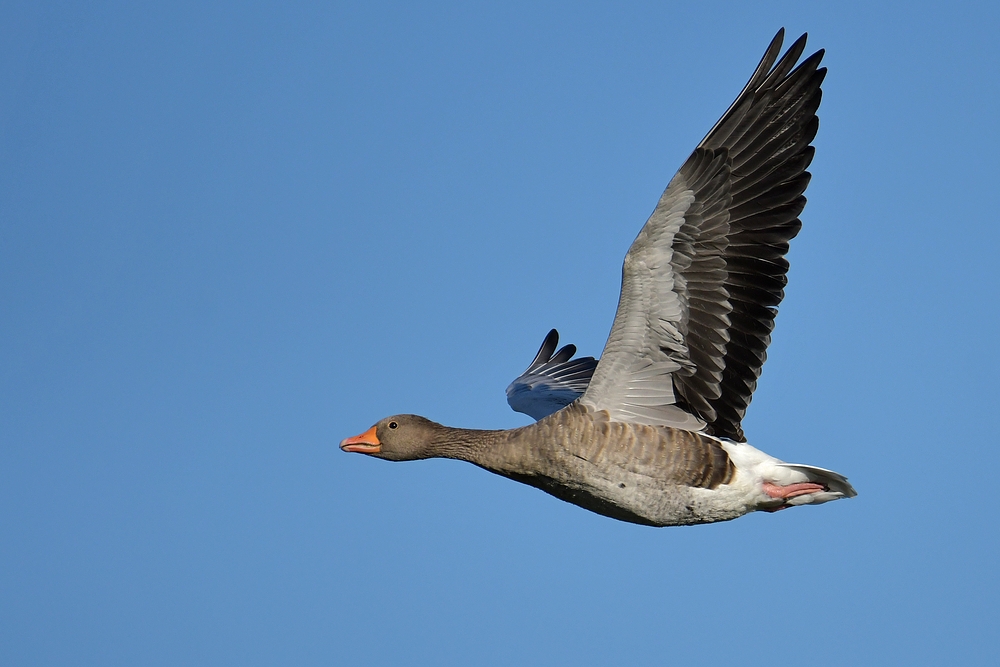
[
  {"left": 506, "top": 329, "right": 598, "bottom": 421},
  {"left": 580, "top": 30, "right": 824, "bottom": 441}
]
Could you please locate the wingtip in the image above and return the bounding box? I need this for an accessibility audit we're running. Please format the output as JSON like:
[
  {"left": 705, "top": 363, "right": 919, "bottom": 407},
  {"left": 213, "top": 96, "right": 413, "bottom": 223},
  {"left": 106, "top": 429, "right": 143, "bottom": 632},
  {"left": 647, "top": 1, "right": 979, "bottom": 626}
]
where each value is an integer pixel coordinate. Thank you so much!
[
  {"left": 527, "top": 329, "right": 560, "bottom": 370},
  {"left": 550, "top": 343, "right": 577, "bottom": 365}
]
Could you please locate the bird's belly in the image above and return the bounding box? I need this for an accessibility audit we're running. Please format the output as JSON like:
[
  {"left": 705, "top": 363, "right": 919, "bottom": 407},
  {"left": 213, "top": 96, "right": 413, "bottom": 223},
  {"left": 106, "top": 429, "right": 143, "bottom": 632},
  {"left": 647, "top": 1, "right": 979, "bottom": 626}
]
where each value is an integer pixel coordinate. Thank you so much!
[{"left": 505, "top": 463, "right": 751, "bottom": 527}]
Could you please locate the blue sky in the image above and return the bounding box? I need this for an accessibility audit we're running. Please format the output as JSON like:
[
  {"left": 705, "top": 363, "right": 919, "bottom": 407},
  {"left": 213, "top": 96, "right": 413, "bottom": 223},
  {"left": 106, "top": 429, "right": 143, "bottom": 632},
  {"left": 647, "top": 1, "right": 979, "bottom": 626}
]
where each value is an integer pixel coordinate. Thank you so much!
[{"left": 2, "top": 1, "right": 998, "bottom": 665}]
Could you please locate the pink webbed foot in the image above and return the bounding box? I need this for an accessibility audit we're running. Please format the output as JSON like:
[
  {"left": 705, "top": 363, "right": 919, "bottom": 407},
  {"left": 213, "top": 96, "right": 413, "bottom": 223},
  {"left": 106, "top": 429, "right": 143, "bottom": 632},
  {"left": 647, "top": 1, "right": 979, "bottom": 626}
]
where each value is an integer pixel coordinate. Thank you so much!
[
  {"left": 762, "top": 481, "right": 826, "bottom": 500},
  {"left": 760, "top": 481, "right": 827, "bottom": 512}
]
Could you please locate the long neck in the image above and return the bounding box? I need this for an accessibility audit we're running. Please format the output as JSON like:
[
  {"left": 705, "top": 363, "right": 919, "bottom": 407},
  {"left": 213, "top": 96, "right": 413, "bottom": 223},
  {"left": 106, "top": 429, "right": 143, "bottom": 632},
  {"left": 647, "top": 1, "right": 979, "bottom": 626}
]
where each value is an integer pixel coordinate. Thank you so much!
[
  {"left": 421, "top": 424, "right": 507, "bottom": 461},
  {"left": 423, "top": 422, "right": 543, "bottom": 475},
  {"left": 424, "top": 417, "right": 571, "bottom": 480}
]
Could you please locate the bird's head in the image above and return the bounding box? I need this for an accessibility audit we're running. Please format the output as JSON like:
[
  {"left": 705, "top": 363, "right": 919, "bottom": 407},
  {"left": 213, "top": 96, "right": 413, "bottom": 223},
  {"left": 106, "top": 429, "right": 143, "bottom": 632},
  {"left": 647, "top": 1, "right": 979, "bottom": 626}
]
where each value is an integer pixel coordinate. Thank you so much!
[{"left": 340, "top": 414, "right": 442, "bottom": 461}]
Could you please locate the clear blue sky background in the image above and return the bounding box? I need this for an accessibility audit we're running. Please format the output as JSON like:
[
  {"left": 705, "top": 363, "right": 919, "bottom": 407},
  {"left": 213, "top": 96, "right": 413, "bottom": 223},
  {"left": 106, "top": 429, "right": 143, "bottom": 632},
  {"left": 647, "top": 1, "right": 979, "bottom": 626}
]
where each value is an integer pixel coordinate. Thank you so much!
[{"left": 2, "top": 1, "right": 998, "bottom": 665}]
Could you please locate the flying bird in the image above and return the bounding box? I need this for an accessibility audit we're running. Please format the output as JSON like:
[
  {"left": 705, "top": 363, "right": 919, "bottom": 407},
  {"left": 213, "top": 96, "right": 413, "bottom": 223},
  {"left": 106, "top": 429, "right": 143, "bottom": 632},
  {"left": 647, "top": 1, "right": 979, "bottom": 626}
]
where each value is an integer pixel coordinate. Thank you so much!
[{"left": 342, "top": 30, "right": 856, "bottom": 526}]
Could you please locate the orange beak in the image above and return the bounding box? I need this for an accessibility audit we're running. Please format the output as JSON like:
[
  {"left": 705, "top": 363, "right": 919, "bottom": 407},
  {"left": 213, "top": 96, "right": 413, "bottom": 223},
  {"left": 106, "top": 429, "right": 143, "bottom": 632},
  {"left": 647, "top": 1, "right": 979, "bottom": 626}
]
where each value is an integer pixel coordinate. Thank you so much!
[{"left": 340, "top": 426, "right": 381, "bottom": 454}]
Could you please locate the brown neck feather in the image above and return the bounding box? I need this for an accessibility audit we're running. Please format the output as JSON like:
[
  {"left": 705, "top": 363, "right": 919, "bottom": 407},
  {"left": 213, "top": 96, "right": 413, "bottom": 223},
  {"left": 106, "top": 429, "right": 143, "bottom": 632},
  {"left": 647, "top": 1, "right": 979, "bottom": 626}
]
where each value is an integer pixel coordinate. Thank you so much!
[{"left": 419, "top": 423, "right": 511, "bottom": 463}]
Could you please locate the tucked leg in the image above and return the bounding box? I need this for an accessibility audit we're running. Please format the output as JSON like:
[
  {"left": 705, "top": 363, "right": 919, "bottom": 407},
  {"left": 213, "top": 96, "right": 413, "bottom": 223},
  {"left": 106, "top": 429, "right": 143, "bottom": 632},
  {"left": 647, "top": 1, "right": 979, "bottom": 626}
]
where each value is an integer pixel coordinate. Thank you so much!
[{"left": 762, "top": 481, "right": 825, "bottom": 500}]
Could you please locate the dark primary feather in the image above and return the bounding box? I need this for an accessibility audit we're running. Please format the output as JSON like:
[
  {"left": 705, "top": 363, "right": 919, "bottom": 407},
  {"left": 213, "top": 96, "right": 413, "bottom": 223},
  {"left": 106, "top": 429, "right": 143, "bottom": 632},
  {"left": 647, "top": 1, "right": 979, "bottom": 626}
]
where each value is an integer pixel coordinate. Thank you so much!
[{"left": 683, "top": 30, "right": 826, "bottom": 441}]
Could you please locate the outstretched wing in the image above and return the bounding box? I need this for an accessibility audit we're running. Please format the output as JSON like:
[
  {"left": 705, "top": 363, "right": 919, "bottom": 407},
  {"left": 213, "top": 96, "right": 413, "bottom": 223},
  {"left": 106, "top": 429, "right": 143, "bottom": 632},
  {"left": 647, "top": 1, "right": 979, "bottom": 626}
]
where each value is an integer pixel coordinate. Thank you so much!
[
  {"left": 506, "top": 329, "right": 598, "bottom": 421},
  {"left": 580, "top": 30, "right": 824, "bottom": 441}
]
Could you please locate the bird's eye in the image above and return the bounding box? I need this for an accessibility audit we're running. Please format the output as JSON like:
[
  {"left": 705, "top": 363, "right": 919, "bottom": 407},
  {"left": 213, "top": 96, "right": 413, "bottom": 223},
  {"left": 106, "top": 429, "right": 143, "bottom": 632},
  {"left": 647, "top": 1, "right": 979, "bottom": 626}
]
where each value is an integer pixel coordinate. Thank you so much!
[{"left": 388, "top": 421, "right": 398, "bottom": 429}]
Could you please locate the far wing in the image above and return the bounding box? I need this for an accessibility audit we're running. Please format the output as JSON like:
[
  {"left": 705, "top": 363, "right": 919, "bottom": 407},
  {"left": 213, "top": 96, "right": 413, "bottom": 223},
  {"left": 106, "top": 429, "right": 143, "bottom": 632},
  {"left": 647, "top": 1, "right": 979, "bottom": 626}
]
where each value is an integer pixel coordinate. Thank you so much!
[
  {"left": 506, "top": 329, "right": 598, "bottom": 421},
  {"left": 581, "top": 30, "right": 824, "bottom": 441}
]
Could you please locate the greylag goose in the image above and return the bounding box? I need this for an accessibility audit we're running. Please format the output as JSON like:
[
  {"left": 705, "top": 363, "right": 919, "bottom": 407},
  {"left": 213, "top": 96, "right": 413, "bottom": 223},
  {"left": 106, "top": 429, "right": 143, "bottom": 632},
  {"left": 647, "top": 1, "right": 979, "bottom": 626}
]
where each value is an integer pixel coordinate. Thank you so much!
[{"left": 342, "top": 30, "right": 856, "bottom": 526}]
